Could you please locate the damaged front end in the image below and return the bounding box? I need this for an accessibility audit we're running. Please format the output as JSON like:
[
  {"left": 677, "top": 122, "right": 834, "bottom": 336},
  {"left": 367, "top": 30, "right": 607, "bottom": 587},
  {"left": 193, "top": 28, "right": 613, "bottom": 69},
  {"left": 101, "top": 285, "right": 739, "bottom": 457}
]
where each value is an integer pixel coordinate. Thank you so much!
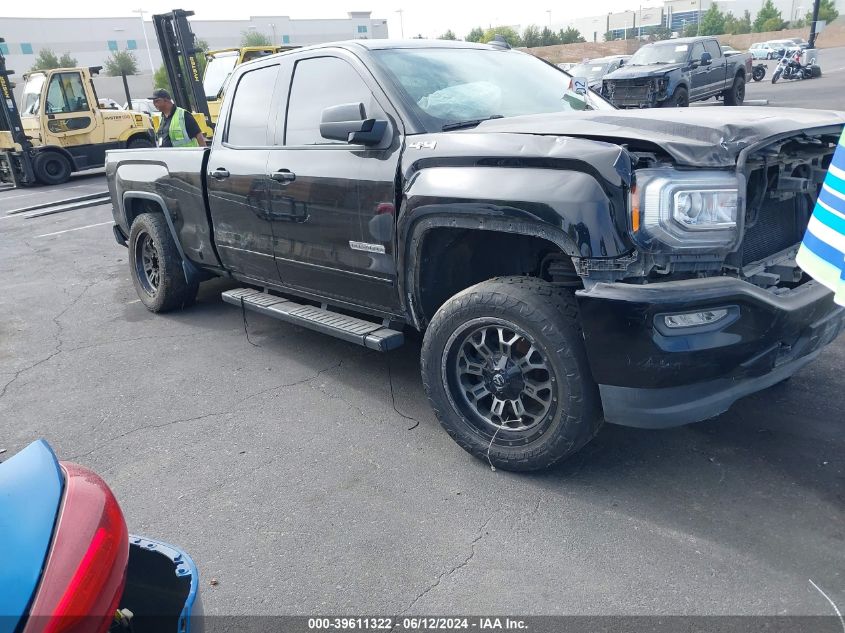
[
  {"left": 602, "top": 77, "right": 668, "bottom": 109},
  {"left": 578, "top": 125, "right": 842, "bottom": 291},
  {"left": 573, "top": 124, "right": 845, "bottom": 428}
]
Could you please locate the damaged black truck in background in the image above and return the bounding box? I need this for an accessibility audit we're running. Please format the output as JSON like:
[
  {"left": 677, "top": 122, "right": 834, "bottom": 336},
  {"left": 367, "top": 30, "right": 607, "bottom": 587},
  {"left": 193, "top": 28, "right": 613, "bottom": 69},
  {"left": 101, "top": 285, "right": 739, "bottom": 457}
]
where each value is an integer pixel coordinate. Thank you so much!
[{"left": 105, "top": 40, "right": 845, "bottom": 471}]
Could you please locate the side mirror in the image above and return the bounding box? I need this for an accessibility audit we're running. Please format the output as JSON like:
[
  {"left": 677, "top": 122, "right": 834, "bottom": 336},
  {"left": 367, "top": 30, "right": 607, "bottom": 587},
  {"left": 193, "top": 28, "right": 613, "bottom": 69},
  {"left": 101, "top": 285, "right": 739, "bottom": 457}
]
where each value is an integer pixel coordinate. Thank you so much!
[
  {"left": 700, "top": 52, "right": 712, "bottom": 66},
  {"left": 618, "top": 59, "right": 625, "bottom": 67},
  {"left": 319, "top": 102, "right": 387, "bottom": 146}
]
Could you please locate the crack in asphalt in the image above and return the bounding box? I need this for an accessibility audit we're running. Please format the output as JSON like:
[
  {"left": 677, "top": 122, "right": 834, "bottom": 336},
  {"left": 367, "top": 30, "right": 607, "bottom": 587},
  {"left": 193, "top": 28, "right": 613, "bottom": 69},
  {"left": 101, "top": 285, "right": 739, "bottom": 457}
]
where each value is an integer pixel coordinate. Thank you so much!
[
  {"left": 0, "top": 282, "right": 93, "bottom": 402},
  {"left": 401, "top": 514, "right": 494, "bottom": 615},
  {"left": 66, "top": 360, "right": 344, "bottom": 462}
]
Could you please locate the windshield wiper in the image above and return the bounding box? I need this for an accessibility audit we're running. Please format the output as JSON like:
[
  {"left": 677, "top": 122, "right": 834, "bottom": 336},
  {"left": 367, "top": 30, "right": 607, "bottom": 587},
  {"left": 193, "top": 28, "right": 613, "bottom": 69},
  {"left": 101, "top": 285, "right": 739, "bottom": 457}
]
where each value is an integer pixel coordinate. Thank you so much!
[{"left": 441, "top": 115, "right": 504, "bottom": 131}]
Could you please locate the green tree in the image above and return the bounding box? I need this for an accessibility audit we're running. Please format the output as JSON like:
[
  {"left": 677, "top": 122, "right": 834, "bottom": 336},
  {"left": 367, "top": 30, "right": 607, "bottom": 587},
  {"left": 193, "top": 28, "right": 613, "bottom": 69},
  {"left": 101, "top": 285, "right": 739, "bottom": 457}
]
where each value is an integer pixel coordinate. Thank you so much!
[
  {"left": 58, "top": 52, "right": 78, "bottom": 67},
  {"left": 31, "top": 49, "right": 60, "bottom": 71},
  {"left": 438, "top": 29, "right": 457, "bottom": 40},
  {"left": 104, "top": 50, "right": 139, "bottom": 76},
  {"left": 153, "top": 65, "right": 171, "bottom": 93},
  {"left": 539, "top": 27, "right": 560, "bottom": 46},
  {"left": 699, "top": 3, "right": 727, "bottom": 35},
  {"left": 644, "top": 25, "right": 673, "bottom": 41},
  {"left": 241, "top": 30, "right": 272, "bottom": 46},
  {"left": 481, "top": 26, "right": 522, "bottom": 47},
  {"left": 754, "top": 0, "right": 784, "bottom": 32},
  {"left": 603, "top": 30, "right": 616, "bottom": 42},
  {"left": 521, "top": 25, "right": 542, "bottom": 48},
  {"left": 559, "top": 27, "right": 585, "bottom": 44},
  {"left": 740, "top": 10, "right": 753, "bottom": 33},
  {"left": 807, "top": 0, "right": 839, "bottom": 24},
  {"left": 465, "top": 27, "right": 485, "bottom": 42},
  {"left": 682, "top": 22, "right": 699, "bottom": 37}
]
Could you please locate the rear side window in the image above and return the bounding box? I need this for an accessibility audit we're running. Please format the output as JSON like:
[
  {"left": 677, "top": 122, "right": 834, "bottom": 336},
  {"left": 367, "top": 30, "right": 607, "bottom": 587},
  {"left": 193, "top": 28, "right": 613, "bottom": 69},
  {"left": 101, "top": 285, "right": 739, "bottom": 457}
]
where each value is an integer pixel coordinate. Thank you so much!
[
  {"left": 226, "top": 65, "right": 279, "bottom": 147},
  {"left": 704, "top": 40, "right": 721, "bottom": 59},
  {"left": 285, "top": 56, "right": 382, "bottom": 146}
]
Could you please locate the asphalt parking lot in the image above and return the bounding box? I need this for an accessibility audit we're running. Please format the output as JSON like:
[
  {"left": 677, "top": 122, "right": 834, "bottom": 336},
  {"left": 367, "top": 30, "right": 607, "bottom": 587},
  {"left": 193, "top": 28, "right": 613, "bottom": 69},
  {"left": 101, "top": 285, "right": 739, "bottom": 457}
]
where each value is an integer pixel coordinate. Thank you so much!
[{"left": 1, "top": 51, "right": 843, "bottom": 623}]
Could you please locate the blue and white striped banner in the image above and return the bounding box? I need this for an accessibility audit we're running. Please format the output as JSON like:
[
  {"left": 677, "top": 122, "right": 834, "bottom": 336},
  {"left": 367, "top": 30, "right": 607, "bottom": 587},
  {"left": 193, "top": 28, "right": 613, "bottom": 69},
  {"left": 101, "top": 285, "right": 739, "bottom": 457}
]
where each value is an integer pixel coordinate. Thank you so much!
[{"left": 796, "top": 128, "right": 845, "bottom": 306}]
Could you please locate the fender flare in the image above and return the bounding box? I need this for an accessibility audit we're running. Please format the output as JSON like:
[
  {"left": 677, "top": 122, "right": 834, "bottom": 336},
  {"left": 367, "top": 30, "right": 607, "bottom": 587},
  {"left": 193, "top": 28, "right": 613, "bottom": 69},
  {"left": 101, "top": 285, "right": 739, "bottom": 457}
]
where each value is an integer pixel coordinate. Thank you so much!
[
  {"left": 398, "top": 207, "right": 581, "bottom": 328},
  {"left": 121, "top": 191, "right": 202, "bottom": 286}
]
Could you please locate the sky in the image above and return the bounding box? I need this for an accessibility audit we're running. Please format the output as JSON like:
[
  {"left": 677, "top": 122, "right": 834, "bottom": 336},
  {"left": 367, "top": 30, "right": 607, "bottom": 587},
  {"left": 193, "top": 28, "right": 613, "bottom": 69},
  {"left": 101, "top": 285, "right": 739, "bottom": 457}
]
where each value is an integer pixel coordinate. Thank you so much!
[{"left": 1, "top": 0, "right": 690, "bottom": 39}]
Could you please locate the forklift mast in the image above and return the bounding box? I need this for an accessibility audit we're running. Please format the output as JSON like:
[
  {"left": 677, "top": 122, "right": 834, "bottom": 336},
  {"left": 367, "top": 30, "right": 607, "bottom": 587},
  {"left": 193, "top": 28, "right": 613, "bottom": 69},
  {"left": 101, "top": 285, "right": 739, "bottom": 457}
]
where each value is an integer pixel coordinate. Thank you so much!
[
  {"left": 0, "top": 37, "right": 35, "bottom": 185},
  {"left": 152, "top": 9, "right": 212, "bottom": 130}
]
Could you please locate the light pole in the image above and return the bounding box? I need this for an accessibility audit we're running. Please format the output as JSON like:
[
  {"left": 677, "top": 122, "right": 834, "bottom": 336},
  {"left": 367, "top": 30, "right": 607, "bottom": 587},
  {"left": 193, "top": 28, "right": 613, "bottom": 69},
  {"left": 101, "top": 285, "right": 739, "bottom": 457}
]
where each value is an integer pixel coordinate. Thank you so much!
[
  {"left": 269, "top": 23, "right": 276, "bottom": 45},
  {"left": 546, "top": 10, "right": 552, "bottom": 26},
  {"left": 697, "top": 0, "right": 701, "bottom": 36},
  {"left": 133, "top": 9, "right": 155, "bottom": 75},
  {"left": 395, "top": 9, "right": 404, "bottom": 39}
]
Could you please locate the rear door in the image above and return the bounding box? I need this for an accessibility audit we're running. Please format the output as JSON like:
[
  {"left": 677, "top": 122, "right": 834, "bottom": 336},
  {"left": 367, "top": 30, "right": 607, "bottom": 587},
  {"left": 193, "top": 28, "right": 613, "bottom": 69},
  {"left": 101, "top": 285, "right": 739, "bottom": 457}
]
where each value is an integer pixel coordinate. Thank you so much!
[
  {"left": 206, "top": 62, "right": 283, "bottom": 282},
  {"left": 703, "top": 39, "right": 728, "bottom": 93},
  {"left": 688, "top": 41, "right": 709, "bottom": 100},
  {"left": 265, "top": 50, "right": 403, "bottom": 312}
]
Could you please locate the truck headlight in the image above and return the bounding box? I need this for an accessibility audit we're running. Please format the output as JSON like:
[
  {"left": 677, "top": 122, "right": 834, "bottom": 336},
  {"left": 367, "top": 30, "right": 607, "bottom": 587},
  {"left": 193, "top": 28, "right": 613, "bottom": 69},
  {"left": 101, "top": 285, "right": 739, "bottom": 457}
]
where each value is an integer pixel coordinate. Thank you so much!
[{"left": 631, "top": 168, "right": 744, "bottom": 252}]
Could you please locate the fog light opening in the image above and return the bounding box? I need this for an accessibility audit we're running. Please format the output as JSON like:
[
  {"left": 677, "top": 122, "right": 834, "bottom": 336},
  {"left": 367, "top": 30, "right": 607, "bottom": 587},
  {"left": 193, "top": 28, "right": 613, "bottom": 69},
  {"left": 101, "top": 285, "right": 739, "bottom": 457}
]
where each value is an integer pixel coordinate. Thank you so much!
[{"left": 663, "top": 309, "right": 729, "bottom": 329}]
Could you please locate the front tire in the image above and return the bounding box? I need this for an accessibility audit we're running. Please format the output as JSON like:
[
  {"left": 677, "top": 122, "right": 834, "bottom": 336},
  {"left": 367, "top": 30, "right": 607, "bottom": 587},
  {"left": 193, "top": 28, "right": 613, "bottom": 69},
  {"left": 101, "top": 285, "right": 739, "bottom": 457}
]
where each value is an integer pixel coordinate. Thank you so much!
[
  {"left": 128, "top": 213, "right": 199, "bottom": 313},
  {"left": 421, "top": 276, "right": 602, "bottom": 472},
  {"left": 723, "top": 74, "right": 745, "bottom": 106},
  {"left": 772, "top": 70, "right": 781, "bottom": 84},
  {"left": 661, "top": 86, "right": 689, "bottom": 108},
  {"left": 33, "top": 151, "right": 71, "bottom": 185}
]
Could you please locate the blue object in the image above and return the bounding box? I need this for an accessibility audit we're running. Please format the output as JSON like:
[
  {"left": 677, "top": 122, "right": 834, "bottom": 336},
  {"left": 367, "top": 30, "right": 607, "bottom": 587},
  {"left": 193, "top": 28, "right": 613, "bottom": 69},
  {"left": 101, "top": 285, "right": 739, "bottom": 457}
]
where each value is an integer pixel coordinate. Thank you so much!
[
  {"left": 0, "top": 441, "right": 63, "bottom": 632},
  {"left": 128, "top": 535, "right": 203, "bottom": 632},
  {"left": 20, "top": 43, "right": 33, "bottom": 55}
]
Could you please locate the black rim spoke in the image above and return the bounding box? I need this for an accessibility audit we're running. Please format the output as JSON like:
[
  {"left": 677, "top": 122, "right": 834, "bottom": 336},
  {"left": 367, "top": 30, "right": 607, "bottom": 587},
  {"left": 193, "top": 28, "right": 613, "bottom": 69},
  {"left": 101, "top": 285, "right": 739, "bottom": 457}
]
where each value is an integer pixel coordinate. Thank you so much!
[{"left": 452, "top": 324, "right": 554, "bottom": 434}]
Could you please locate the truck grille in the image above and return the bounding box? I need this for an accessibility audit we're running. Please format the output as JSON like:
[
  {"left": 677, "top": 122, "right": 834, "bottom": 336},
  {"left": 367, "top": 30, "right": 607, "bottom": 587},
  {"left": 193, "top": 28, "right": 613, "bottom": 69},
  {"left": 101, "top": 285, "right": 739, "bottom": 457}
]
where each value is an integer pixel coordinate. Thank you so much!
[
  {"left": 604, "top": 80, "right": 656, "bottom": 108},
  {"left": 740, "top": 197, "right": 810, "bottom": 265}
]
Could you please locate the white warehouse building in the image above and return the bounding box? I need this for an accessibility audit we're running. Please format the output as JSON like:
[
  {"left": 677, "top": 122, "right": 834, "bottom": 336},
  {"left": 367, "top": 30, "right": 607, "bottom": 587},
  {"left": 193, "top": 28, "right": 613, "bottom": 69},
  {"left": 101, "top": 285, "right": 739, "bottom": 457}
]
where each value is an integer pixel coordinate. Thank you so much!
[{"left": 0, "top": 12, "right": 388, "bottom": 80}]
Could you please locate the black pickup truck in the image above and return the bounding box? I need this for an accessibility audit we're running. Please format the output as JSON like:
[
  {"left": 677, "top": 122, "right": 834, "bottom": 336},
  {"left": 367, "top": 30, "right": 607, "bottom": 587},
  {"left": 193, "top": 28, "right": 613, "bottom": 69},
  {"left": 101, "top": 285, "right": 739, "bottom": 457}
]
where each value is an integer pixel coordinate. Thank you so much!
[
  {"left": 107, "top": 40, "right": 845, "bottom": 471},
  {"left": 602, "top": 36, "right": 752, "bottom": 108}
]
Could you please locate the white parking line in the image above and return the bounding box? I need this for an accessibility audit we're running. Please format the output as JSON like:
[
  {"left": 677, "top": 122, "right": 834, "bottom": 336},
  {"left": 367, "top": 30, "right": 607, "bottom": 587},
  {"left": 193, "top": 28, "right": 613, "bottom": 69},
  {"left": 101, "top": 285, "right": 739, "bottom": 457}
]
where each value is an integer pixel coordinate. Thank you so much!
[
  {"left": 1, "top": 183, "right": 93, "bottom": 201},
  {"left": 35, "top": 221, "right": 113, "bottom": 238}
]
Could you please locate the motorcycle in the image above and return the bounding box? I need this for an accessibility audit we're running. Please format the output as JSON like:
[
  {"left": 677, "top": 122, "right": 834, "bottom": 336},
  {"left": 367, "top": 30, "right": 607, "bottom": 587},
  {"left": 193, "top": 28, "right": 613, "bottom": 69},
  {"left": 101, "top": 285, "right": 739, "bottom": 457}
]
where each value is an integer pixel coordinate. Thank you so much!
[
  {"left": 0, "top": 441, "right": 202, "bottom": 633},
  {"left": 771, "top": 54, "right": 821, "bottom": 83},
  {"left": 752, "top": 63, "right": 767, "bottom": 82}
]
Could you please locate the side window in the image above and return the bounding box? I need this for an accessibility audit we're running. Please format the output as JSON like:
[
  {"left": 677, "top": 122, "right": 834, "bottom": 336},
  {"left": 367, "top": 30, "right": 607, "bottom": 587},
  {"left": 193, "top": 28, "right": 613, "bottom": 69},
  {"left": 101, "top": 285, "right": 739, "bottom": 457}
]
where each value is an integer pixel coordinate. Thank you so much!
[
  {"left": 704, "top": 40, "right": 721, "bottom": 59},
  {"left": 46, "top": 73, "right": 89, "bottom": 114},
  {"left": 690, "top": 42, "right": 706, "bottom": 62},
  {"left": 226, "top": 65, "right": 279, "bottom": 147},
  {"left": 285, "top": 56, "right": 383, "bottom": 146}
]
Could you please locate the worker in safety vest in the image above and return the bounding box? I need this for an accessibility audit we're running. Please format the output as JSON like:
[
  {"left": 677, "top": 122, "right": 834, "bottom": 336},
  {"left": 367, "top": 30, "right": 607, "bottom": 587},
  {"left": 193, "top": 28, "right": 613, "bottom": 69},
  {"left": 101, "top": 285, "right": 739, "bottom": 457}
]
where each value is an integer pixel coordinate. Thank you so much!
[{"left": 149, "top": 88, "right": 207, "bottom": 148}]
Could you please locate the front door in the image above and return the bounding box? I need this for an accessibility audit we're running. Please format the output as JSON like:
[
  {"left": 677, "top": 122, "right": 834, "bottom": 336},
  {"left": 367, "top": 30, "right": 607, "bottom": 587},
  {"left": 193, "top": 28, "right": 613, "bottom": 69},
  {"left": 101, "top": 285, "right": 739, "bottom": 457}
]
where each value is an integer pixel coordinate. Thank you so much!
[
  {"left": 42, "top": 71, "right": 105, "bottom": 168},
  {"left": 266, "top": 52, "right": 402, "bottom": 313},
  {"left": 207, "top": 63, "right": 282, "bottom": 282}
]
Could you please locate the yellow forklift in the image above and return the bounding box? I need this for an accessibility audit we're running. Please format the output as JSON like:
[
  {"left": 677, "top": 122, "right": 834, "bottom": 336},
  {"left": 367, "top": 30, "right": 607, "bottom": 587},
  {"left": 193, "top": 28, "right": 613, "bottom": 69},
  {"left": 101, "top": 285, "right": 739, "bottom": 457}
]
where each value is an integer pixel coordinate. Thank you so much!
[
  {"left": 152, "top": 10, "right": 295, "bottom": 136},
  {"left": 0, "top": 39, "right": 155, "bottom": 187}
]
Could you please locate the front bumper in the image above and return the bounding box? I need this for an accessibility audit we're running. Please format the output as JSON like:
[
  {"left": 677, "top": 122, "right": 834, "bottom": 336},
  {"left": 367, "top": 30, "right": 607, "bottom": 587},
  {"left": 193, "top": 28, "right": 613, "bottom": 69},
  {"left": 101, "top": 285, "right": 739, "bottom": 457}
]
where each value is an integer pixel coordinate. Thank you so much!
[{"left": 576, "top": 277, "right": 845, "bottom": 428}]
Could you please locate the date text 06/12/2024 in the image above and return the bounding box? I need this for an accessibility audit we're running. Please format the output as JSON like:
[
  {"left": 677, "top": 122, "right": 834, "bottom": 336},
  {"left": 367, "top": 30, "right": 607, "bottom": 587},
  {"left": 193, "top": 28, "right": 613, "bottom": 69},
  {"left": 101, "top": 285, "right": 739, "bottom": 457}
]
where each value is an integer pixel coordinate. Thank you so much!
[{"left": 307, "top": 617, "right": 528, "bottom": 631}]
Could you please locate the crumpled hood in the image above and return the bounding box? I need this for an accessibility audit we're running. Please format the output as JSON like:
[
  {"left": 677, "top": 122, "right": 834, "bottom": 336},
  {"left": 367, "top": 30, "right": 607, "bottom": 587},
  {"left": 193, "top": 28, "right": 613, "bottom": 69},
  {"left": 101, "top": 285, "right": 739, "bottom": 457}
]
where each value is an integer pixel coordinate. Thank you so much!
[
  {"left": 604, "top": 63, "right": 682, "bottom": 79},
  {"left": 471, "top": 107, "right": 845, "bottom": 167}
]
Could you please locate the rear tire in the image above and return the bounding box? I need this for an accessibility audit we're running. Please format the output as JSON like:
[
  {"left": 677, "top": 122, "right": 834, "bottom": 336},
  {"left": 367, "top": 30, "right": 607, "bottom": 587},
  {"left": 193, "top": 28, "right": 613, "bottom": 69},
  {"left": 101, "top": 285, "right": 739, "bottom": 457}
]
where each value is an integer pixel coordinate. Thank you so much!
[
  {"left": 33, "top": 151, "right": 71, "bottom": 185},
  {"left": 661, "top": 86, "right": 689, "bottom": 107},
  {"left": 128, "top": 212, "right": 199, "bottom": 313},
  {"left": 723, "top": 74, "right": 745, "bottom": 106},
  {"left": 421, "top": 276, "right": 603, "bottom": 472},
  {"left": 752, "top": 66, "right": 766, "bottom": 82}
]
